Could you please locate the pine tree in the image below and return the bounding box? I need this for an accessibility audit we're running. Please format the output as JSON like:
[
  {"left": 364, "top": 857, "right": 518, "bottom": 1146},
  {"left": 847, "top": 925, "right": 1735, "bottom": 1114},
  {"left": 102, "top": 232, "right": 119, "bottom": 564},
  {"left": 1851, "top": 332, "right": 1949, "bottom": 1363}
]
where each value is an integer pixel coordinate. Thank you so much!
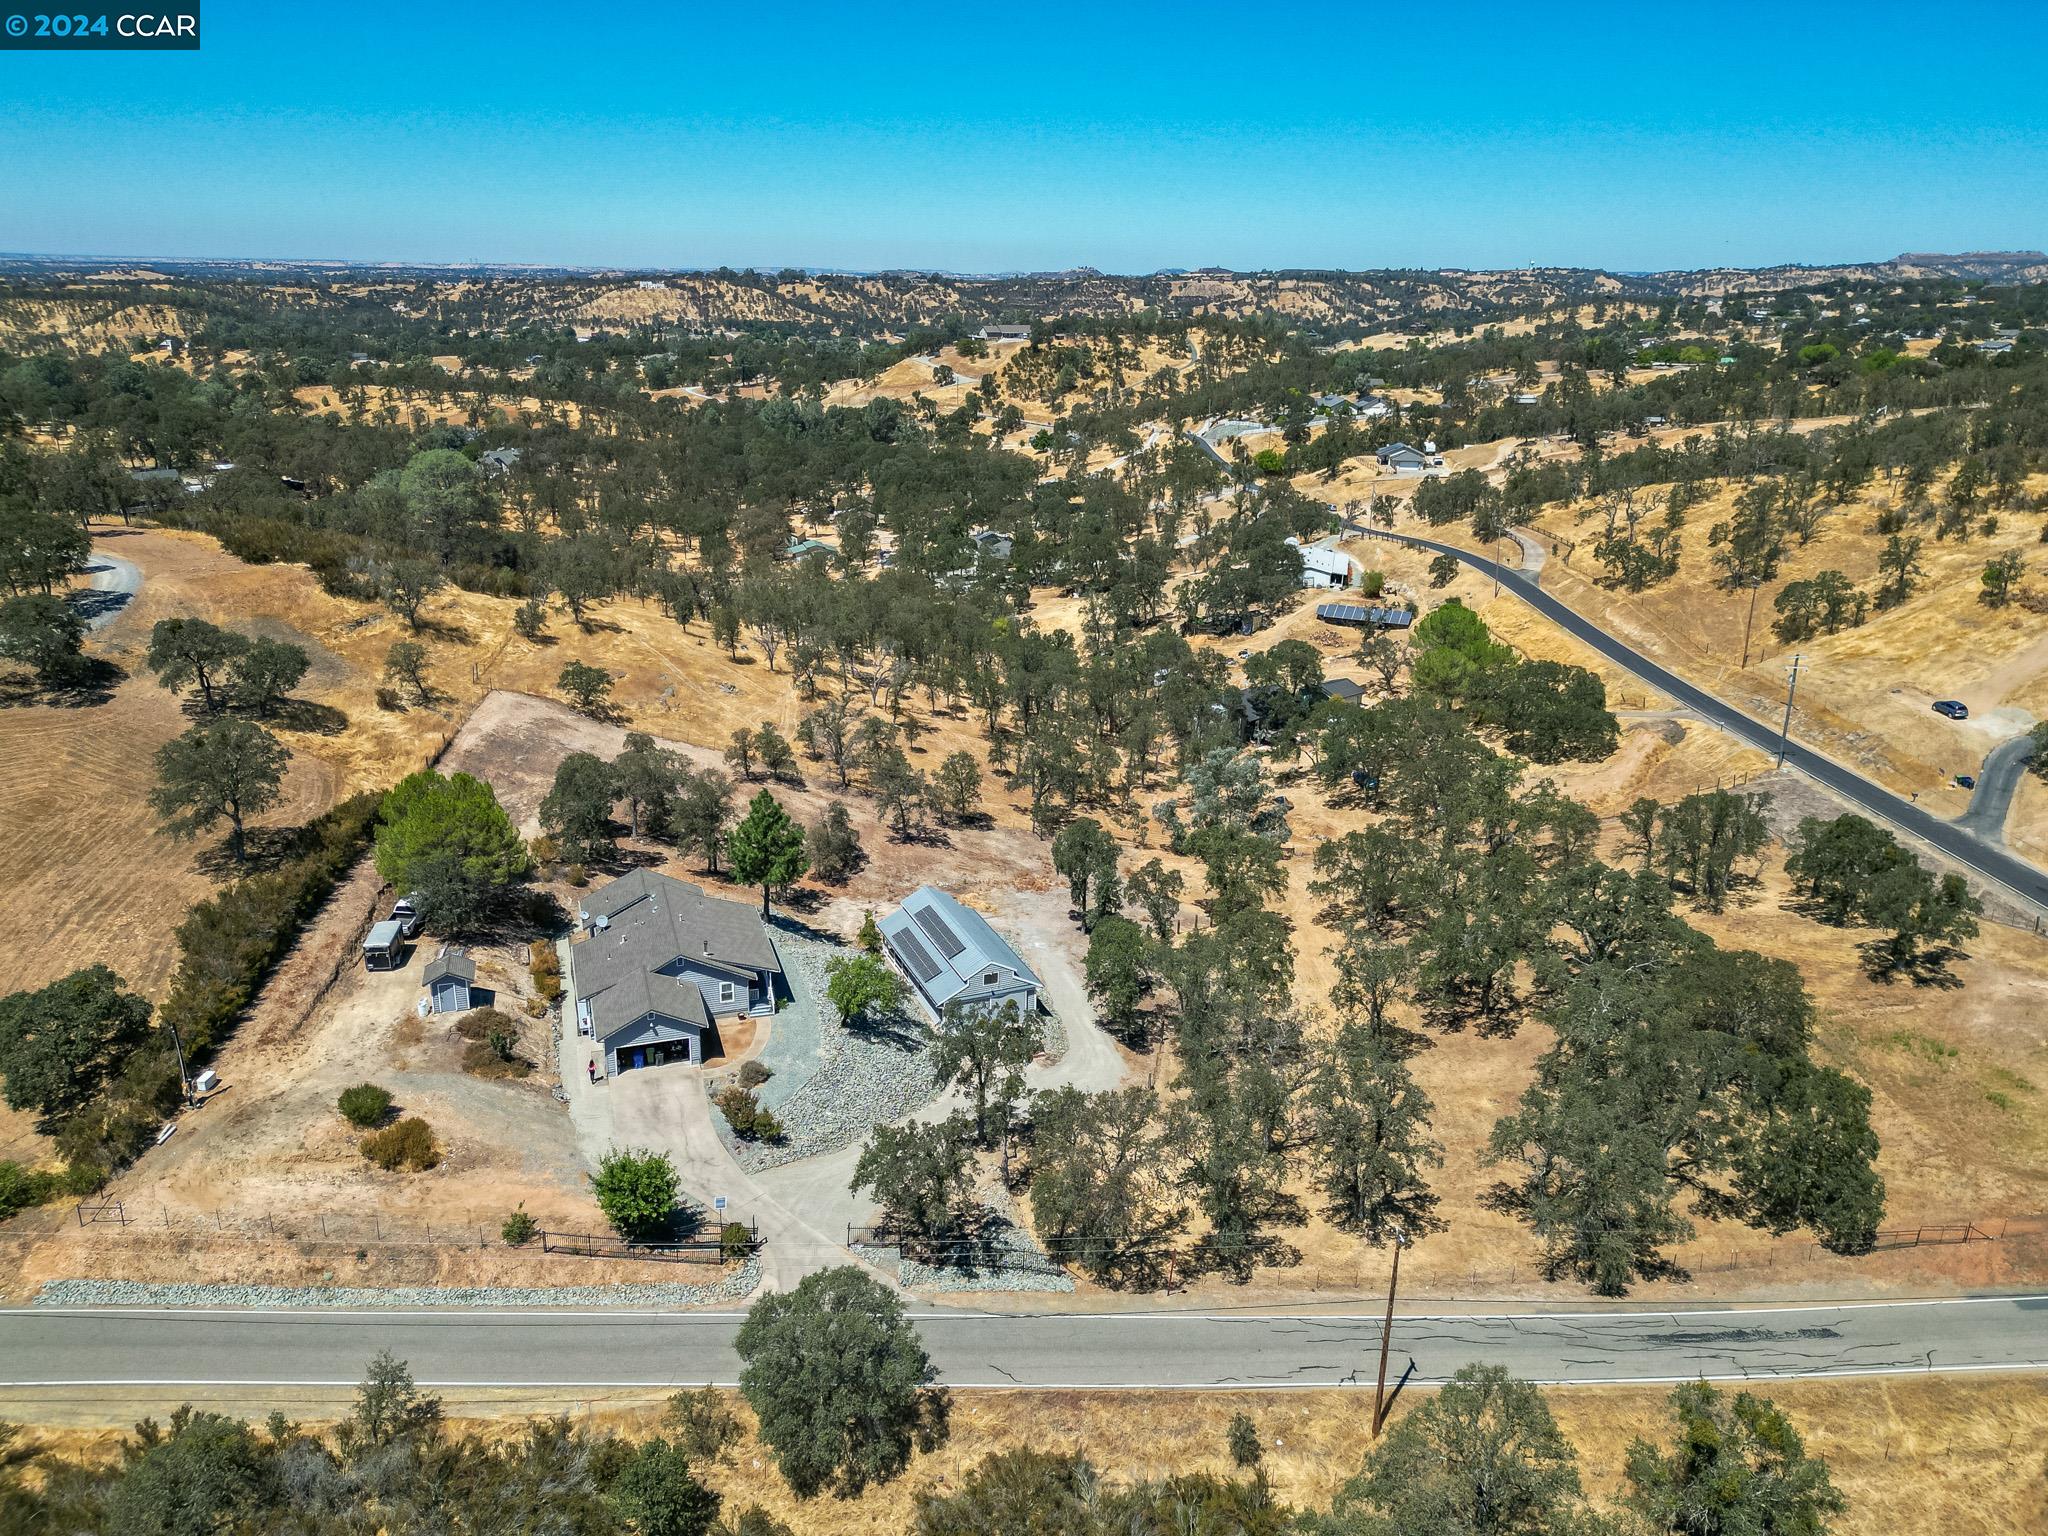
[{"left": 727, "top": 790, "right": 808, "bottom": 916}]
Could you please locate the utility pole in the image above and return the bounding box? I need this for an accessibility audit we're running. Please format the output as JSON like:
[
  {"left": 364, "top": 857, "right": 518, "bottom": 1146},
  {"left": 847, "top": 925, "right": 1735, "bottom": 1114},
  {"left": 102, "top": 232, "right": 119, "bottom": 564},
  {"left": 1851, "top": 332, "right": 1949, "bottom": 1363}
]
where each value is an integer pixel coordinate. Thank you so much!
[
  {"left": 162, "top": 1016, "right": 193, "bottom": 1107},
  {"left": 1740, "top": 575, "right": 1764, "bottom": 668},
  {"left": 1776, "top": 654, "right": 1802, "bottom": 768},
  {"left": 1371, "top": 1228, "right": 1407, "bottom": 1437}
]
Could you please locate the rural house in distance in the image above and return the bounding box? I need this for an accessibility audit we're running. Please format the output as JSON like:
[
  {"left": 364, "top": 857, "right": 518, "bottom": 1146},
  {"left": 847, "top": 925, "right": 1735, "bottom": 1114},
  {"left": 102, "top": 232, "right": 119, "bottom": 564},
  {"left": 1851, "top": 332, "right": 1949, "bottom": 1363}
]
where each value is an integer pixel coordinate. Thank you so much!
[
  {"left": 880, "top": 885, "right": 1043, "bottom": 1024},
  {"left": 571, "top": 869, "right": 783, "bottom": 1074}
]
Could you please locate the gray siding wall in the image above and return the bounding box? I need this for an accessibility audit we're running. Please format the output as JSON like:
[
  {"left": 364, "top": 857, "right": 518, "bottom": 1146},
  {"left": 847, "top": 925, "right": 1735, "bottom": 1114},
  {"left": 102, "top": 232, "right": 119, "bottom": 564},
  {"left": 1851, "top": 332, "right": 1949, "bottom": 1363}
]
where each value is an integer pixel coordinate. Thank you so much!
[
  {"left": 601, "top": 1011, "right": 705, "bottom": 1073},
  {"left": 654, "top": 957, "right": 771, "bottom": 1018}
]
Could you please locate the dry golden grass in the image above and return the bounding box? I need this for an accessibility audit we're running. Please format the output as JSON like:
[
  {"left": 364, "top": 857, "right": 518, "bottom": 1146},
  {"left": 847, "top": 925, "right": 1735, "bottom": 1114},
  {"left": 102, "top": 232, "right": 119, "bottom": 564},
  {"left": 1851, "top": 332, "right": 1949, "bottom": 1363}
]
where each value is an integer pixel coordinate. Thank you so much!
[
  {"left": 291, "top": 382, "right": 584, "bottom": 429},
  {"left": 11, "top": 1375, "right": 2043, "bottom": 1536},
  {"left": 1511, "top": 476, "right": 2048, "bottom": 826}
]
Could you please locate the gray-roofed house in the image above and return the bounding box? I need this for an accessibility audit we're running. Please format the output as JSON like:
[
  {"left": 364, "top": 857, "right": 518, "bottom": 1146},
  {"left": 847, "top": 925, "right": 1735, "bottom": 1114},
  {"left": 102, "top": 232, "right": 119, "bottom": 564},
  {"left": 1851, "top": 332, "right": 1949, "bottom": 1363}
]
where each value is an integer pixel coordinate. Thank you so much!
[
  {"left": 1375, "top": 442, "right": 1430, "bottom": 472},
  {"left": 571, "top": 869, "right": 783, "bottom": 1075},
  {"left": 976, "top": 323, "right": 1033, "bottom": 342},
  {"left": 479, "top": 446, "right": 523, "bottom": 475},
  {"left": 878, "top": 885, "right": 1041, "bottom": 1025},
  {"left": 423, "top": 947, "right": 475, "bottom": 1013},
  {"left": 1321, "top": 677, "right": 1367, "bottom": 706},
  {"left": 969, "top": 528, "right": 1014, "bottom": 561}
]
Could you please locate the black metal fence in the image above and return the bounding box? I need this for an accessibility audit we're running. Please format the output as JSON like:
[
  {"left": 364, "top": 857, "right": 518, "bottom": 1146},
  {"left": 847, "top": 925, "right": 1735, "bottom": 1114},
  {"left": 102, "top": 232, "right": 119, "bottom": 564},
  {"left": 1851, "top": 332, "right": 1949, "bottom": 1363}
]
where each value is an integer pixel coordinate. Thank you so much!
[{"left": 539, "top": 1222, "right": 758, "bottom": 1265}]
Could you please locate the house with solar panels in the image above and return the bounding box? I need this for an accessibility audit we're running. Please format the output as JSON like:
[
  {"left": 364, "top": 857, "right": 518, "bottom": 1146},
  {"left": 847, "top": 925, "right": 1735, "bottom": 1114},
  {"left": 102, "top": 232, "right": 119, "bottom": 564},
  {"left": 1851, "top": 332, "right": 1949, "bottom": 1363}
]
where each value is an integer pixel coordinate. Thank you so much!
[{"left": 878, "top": 885, "right": 1042, "bottom": 1025}]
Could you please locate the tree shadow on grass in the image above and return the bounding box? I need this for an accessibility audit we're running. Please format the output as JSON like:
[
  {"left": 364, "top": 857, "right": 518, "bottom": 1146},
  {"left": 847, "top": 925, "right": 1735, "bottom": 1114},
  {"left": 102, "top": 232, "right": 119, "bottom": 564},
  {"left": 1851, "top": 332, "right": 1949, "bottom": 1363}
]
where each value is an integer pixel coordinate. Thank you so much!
[
  {"left": 191, "top": 824, "right": 325, "bottom": 879},
  {"left": 0, "top": 658, "right": 124, "bottom": 709},
  {"left": 413, "top": 614, "right": 475, "bottom": 645},
  {"left": 270, "top": 697, "right": 349, "bottom": 736},
  {"left": 1858, "top": 938, "right": 1969, "bottom": 989}
]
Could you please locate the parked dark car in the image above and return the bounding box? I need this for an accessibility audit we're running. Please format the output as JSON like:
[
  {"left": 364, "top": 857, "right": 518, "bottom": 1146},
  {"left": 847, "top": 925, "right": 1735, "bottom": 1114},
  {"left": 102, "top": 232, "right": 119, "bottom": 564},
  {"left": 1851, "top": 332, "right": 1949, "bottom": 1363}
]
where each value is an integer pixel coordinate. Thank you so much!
[
  {"left": 1956, "top": 774, "right": 1977, "bottom": 790},
  {"left": 1932, "top": 700, "right": 1969, "bottom": 719}
]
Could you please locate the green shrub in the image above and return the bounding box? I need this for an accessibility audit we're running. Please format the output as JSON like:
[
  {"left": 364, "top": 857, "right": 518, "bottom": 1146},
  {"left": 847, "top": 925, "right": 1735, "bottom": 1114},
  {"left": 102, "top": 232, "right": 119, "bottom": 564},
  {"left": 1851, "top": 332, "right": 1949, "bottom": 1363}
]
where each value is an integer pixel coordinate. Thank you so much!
[
  {"left": 158, "top": 791, "right": 384, "bottom": 1060},
  {"left": 714, "top": 1084, "right": 780, "bottom": 1142},
  {"left": 61, "top": 1159, "right": 108, "bottom": 1196},
  {"left": 337, "top": 1083, "right": 393, "bottom": 1128},
  {"left": 720, "top": 1221, "right": 756, "bottom": 1261},
  {"left": 592, "top": 1147, "right": 679, "bottom": 1241},
  {"left": 736, "top": 1060, "right": 773, "bottom": 1090},
  {"left": 361, "top": 1116, "right": 440, "bottom": 1172},
  {"left": 461, "top": 1039, "right": 531, "bottom": 1079},
  {"left": 0, "top": 1161, "right": 58, "bottom": 1221},
  {"left": 453, "top": 1006, "right": 515, "bottom": 1043},
  {"left": 529, "top": 940, "right": 563, "bottom": 1003},
  {"left": 501, "top": 1206, "right": 538, "bottom": 1246}
]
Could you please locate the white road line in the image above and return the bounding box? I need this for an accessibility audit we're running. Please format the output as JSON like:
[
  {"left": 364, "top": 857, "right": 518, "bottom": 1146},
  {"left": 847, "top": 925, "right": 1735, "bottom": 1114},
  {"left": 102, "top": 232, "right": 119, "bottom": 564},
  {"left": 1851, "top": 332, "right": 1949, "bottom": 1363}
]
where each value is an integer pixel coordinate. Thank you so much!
[
  {"left": 5, "top": 1361, "right": 2048, "bottom": 1391},
  {"left": 6, "top": 1295, "right": 2043, "bottom": 1323}
]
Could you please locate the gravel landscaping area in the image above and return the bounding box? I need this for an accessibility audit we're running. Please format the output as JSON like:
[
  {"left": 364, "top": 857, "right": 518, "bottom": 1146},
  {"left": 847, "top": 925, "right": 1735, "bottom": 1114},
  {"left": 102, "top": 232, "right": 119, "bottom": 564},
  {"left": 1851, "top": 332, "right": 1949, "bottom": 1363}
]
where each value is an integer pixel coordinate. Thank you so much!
[
  {"left": 852, "top": 1195, "right": 1074, "bottom": 1295},
  {"left": 1036, "top": 1005, "right": 1068, "bottom": 1064},
  {"left": 715, "top": 922, "right": 938, "bottom": 1172},
  {"left": 35, "top": 1261, "right": 761, "bottom": 1310}
]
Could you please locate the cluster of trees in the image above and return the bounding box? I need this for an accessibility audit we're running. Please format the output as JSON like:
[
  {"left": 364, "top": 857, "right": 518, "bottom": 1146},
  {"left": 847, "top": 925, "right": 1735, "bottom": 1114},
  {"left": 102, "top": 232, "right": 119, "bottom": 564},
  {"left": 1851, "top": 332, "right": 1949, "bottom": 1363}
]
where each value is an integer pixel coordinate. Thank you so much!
[
  {"left": 537, "top": 737, "right": 815, "bottom": 915},
  {"left": 0, "top": 1333, "right": 1849, "bottom": 1536},
  {"left": 1319, "top": 699, "right": 1882, "bottom": 1292},
  {"left": 1401, "top": 601, "right": 1618, "bottom": 763},
  {"left": 0, "top": 790, "right": 385, "bottom": 1193},
  {"left": 1787, "top": 814, "right": 1982, "bottom": 978}
]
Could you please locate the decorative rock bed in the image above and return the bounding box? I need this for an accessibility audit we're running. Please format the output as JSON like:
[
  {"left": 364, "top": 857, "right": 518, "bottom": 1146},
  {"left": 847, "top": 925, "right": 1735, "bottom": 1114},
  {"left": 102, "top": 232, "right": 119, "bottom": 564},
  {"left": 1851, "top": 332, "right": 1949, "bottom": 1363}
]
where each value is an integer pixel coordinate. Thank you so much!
[
  {"left": 35, "top": 1260, "right": 763, "bottom": 1310},
  {"left": 714, "top": 922, "right": 939, "bottom": 1172}
]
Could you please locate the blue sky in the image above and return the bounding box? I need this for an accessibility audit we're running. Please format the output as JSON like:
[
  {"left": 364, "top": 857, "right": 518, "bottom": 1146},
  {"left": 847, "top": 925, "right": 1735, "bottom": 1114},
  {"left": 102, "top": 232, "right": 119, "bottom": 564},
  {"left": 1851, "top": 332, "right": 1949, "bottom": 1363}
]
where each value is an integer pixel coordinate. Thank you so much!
[{"left": 3, "top": 1, "right": 2044, "bottom": 272}]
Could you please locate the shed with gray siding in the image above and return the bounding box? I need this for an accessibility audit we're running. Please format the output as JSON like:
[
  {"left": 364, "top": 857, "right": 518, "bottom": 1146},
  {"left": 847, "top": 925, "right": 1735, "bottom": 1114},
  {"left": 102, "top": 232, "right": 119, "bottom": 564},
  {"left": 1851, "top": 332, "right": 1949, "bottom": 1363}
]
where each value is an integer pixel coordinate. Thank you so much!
[{"left": 423, "top": 948, "right": 475, "bottom": 1013}]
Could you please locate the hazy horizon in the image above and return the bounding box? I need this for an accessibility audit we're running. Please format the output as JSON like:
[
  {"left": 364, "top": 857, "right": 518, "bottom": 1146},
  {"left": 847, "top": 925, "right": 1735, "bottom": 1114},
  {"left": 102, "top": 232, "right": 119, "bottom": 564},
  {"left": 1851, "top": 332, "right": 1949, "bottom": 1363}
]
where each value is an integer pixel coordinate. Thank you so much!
[{"left": 4, "top": 1, "right": 2045, "bottom": 272}]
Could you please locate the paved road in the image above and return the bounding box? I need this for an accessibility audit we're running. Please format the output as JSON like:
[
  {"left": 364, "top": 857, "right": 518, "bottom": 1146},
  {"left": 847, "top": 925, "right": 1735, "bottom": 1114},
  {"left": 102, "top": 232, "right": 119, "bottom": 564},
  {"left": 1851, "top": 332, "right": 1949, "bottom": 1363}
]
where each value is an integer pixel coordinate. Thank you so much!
[
  {"left": 1, "top": 1297, "right": 2042, "bottom": 1401},
  {"left": 1354, "top": 527, "right": 2048, "bottom": 912},
  {"left": 1958, "top": 732, "right": 2039, "bottom": 845}
]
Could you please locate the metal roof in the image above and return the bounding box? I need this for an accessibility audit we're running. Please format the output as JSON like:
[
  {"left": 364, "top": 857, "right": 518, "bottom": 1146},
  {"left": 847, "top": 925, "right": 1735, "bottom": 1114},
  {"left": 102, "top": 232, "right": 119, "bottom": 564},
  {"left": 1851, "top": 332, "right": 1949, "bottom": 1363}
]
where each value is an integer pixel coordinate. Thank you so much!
[
  {"left": 364, "top": 920, "right": 404, "bottom": 949},
  {"left": 878, "top": 885, "right": 1040, "bottom": 1014}
]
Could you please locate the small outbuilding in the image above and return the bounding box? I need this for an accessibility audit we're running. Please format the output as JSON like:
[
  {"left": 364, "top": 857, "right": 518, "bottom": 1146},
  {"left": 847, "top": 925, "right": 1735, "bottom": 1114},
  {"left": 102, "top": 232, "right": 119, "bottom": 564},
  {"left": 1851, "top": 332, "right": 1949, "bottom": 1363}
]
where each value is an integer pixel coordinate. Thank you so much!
[
  {"left": 1290, "top": 538, "right": 1353, "bottom": 589},
  {"left": 879, "top": 885, "right": 1042, "bottom": 1025},
  {"left": 1321, "top": 678, "right": 1368, "bottom": 706},
  {"left": 423, "top": 948, "right": 475, "bottom": 1013}
]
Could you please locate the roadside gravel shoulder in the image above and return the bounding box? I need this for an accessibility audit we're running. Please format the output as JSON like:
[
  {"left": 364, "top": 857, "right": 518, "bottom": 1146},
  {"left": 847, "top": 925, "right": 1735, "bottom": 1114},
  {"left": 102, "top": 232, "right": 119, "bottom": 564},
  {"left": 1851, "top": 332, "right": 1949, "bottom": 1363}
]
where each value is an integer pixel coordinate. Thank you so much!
[{"left": 35, "top": 1262, "right": 761, "bottom": 1310}]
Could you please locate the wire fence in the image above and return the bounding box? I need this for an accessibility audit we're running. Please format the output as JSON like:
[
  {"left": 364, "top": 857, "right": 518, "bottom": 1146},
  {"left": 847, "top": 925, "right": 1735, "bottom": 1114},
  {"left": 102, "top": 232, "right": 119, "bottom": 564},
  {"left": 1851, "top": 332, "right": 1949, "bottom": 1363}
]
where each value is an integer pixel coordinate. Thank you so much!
[{"left": 538, "top": 1223, "right": 759, "bottom": 1266}]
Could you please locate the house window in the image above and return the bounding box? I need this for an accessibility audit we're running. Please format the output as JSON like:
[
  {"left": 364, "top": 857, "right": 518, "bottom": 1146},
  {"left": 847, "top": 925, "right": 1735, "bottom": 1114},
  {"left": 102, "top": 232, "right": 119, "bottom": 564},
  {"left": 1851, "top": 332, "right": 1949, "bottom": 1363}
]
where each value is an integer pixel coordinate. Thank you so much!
[
  {"left": 719, "top": 981, "right": 735, "bottom": 1005},
  {"left": 983, "top": 971, "right": 999, "bottom": 986}
]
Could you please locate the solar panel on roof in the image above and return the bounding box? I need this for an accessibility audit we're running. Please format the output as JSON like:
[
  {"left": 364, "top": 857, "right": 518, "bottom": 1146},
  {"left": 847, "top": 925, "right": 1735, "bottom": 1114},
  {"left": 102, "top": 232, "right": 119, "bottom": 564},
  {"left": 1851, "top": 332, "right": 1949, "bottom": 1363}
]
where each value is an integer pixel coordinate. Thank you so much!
[
  {"left": 891, "top": 929, "right": 942, "bottom": 984},
  {"left": 913, "top": 905, "right": 966, "bottom": 959}
]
